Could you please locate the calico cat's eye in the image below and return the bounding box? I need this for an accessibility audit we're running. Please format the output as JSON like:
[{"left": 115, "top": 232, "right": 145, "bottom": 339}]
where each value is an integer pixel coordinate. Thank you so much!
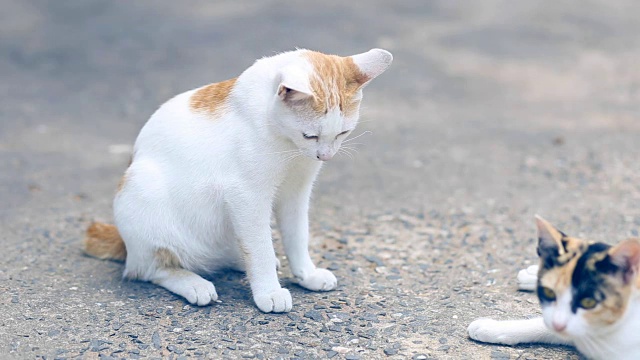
[
  {"left": 303, "top": 133, "right": 318, "bottom": 140},
  {"left": 580, "top": 297, "right": 598, "bottom": 309},
  {"left": 540, "top": 287, "right": 557, "bottom": 301},
  {"left": 335, "top": 130, "right": 349, "bottom": 139}
]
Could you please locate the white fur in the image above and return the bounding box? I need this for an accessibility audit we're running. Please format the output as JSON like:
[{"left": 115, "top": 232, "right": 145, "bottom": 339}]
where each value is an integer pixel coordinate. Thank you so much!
[
  {"left": 469, "top": 267, "right": 640, "bottom": 359},
  {"left": 113, "top": 49, "right": 392, "bottom": 312},
  {"left": 517, "top": 264, "right": 538, "bottom": 291}
]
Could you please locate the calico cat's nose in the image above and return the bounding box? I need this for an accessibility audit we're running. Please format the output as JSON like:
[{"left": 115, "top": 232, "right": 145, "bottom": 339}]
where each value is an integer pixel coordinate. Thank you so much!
[{"left": 552, "top": 320, "right": 567, "bottom": 332}]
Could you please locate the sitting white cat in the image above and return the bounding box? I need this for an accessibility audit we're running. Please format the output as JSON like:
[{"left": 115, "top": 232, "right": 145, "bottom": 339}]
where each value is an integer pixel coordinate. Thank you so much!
[
  {"left": 469, "top": 216, "right": 640, "bottom": 359},
  {"left": 84, "top": 48, "right": 392, "bottom": 313}
]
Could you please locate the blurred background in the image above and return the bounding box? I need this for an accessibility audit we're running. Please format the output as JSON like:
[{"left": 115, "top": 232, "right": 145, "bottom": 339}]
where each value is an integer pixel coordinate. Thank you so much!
[{"left": 2, "top": 1, "right": 639, "bottom": 359}]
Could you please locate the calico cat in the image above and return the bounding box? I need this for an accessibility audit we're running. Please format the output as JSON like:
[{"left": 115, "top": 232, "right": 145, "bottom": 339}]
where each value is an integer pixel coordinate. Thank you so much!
[
  {"left": 468, "top": 216, "right": 640, "bottom": 359},
  {"left": 83, "top": 48, "right": 392, "bottom": 313}
]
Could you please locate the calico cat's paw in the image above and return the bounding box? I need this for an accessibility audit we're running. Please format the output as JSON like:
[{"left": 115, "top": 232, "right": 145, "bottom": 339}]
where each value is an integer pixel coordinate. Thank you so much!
[
  {"left": 468, "top": 318, "right": 519, "bottom": 345},
  {"left": 254, "top": 288, "right": 293, "bottom": 313},
  {"left": 298, "top": 268, "right": 337, "bottom": 291},
  {"left": 517, "top": 265, "right": 539, "bottom": 291}
]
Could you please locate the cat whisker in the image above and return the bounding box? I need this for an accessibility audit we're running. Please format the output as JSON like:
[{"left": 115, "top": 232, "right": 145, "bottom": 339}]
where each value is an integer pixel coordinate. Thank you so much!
[
  {"left": 279, "top": 151, "right": 303, "bottom": 165},
  {"left": 343, "top": 130, "right": 372, "bottom": 144},
  {"left": 338, "top": 148, "right": 354, "bottom": 160},
  {"left": 341, "top": 146, "right": 360, "bottom": 154},
  {"left": 265, "top": 149, "right": 300, "bottom": 155}
]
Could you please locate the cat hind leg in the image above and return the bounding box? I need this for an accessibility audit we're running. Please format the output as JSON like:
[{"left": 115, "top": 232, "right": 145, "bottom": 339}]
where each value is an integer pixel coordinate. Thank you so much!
[{"left": 147, "top": 249, "right": 218, "bottom": 306}]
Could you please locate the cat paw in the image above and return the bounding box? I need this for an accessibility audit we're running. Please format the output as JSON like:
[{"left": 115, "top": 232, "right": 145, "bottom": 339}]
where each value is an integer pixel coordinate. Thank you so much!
[
  {"left": 297, "top": 268, "right": 337, "bottom": 291},
  {"left": 254, "top": 288, "right": 292, "bottom": 313},
  {"left": 181, "top": 278, "right": 218, "bottom": 306},
  {"left": 468, "top": 319, "right": 517, "bottom": 345},
  {"left": 517, "top": 265, "right": 539, "bottom": 291}
]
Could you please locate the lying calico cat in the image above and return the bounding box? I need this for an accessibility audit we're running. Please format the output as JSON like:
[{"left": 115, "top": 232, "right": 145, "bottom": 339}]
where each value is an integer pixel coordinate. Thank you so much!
[
  {"left": 469, "top": 216, "right": 640, "bottom": 359},
  {"left": 83, "top": 48, "right": 392, "bottom": 312}
]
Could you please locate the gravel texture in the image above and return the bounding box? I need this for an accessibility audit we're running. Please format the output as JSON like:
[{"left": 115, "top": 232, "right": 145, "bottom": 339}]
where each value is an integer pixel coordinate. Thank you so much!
[{"left": 2, "top": 1, "right": 640, "bottom": 359}]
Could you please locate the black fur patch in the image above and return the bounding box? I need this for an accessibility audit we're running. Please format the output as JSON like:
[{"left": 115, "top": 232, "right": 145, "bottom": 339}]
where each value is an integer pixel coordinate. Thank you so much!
[
  {"left": 538, "top": 235, "right": 578, "bottom": 269},
  {"left": 570, "top": 242, "right": 613, "bottom": 313}
]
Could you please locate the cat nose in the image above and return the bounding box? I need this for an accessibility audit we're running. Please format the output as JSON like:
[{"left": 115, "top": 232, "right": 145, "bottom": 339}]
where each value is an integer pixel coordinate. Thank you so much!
[
  {"left": 552, "top": 320, "right": 567, "bottom": 332},
  {"left": 316, "top": 151, "right": 333, "bottom": 161}
]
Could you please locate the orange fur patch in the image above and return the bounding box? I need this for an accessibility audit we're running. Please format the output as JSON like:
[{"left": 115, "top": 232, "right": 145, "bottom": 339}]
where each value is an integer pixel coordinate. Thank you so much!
[
  {"left": 189, "top": 78, "right": 237, "bottom": 116},
  {"left": 155, "top": 248, "right": 181, "bottom": 269},
  {"left": 83, "top": 222, "right": 126, "bottom": 261},
  {"left": 539, "top": 258, "right": 576, "bottom": 290},
  {"left": 117, "top": 171, "right": 128, "bottom": 192},
  {"left": 304, "top": 51, "right": 369, "bottom": 117}
]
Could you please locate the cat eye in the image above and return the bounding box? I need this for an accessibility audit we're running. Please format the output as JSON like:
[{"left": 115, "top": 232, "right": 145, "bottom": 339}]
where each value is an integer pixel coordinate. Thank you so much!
[
  {"left": 540, "top": 287, "right": 557, "bottom": 301},
  {"left": 303, "top": 133, "right": 318, "bottom": 140},
  {"left": 579, "top": 297, "right": 598, "bottom": 309},
  {"left": 335, "top": 130, "right": 349, "bottom": 139}
]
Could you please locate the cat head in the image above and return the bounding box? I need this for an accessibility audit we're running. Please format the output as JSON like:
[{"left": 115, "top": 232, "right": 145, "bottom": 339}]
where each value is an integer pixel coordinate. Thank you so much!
[
  {"left": 273, "top": 49, "right": 392, "bottom": 161},
  {"left": 535, "top": 216, "right": 640, "bottom": 338}
]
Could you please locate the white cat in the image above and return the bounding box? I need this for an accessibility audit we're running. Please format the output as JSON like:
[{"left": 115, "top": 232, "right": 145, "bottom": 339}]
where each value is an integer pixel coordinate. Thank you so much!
[
  {"left": 468, "top": 217, "right": 640, "bottom": 359},
  {"left": 84, "top": 48, "right": 392, "bottom": 313}
]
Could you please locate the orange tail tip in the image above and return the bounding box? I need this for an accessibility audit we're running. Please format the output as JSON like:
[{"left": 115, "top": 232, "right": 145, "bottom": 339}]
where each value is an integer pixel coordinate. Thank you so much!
[{"left": 83, "top": 222, "right": 127, "bottom": 261}]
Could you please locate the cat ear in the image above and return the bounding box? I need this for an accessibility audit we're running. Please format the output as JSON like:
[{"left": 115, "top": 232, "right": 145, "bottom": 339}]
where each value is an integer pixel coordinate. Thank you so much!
[
  {"left": 350, "top": 48, "right": 393, "bottom": 87},
  {"left": 276, "top": 67, "right": 313, "bottom": 103},
  {"left": 535, "top": 215, "right": 565, "bottom": 266},
  {"left": 277, "top": 84, "right": 313, "bottom": 102},
  {"left": 608, "top": 239, "right": 640, "bottom": 285}
]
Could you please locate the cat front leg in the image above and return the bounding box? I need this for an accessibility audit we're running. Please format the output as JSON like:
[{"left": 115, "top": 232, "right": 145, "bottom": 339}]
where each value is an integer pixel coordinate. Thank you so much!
[
  {"left": 227, "top": 191, "right": 292, "bottom": 313},
  {"left": 275, "top": 171, "right": 337, "bottom": 292},
  {"left": 468, "top": 317, "right": 572, "bottom": 346}
]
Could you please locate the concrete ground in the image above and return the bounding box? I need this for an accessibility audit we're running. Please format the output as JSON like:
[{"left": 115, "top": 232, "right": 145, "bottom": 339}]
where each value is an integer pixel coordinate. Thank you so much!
[{"left": 2, "top": 1, "right": 640, "bottom": 359}]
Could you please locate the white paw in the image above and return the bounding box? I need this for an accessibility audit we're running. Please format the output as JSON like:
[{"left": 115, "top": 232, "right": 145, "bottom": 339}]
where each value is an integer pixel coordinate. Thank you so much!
[
  {"left": 254, "top": 288, "right": 292, "bottom": 313},
  {"left": 175, "top": 278, "right": 218, "bottom": 306},
  {"left": 517, "top": 265, "right": 539, "bottom": 291},
  {"left": 297, "top": 268, "right": 337, "bottom": 291},
  {"left": 468, "top": 319, "right": 517, "bottom": 345}
]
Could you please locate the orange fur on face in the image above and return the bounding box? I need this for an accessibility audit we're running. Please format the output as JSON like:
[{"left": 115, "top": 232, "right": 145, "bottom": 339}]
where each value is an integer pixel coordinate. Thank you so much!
[
  {"left": 539, "top": 257, "right": 577, "bottom": 291},
  {"left": 189, "top": 78, "right": 237, "bottom": 116},
  {"left": 304, "top": 51, "right": 369, "bottom": 117}
]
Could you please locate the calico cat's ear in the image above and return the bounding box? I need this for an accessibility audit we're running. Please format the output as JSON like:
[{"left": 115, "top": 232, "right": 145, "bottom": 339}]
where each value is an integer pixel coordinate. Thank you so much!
[
  {"left": 276, "top": 67, "right": 313, "bottom": 103},
  {"left": 535, "top": 215, "right": 565, "bottom": 266},
  {"left": 607, "top": 239, "right": 640, "bottom": 285},
  {"left": 350, "top": 49, "right": 393, "bottom": 87}
]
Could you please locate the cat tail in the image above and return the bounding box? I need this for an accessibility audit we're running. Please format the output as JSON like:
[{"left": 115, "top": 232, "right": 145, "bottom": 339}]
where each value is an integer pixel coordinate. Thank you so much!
[{"left": 83, "top": 222, "right": 127, "bottom": 261}]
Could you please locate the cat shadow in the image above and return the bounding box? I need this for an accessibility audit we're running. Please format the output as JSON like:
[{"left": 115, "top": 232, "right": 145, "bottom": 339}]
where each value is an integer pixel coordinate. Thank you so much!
[
  {"left": 468, "top": 339, "right": 582, "bottom": 358},
  {"left": 111, "top": 267, "right": 334, "bottom": 312}
]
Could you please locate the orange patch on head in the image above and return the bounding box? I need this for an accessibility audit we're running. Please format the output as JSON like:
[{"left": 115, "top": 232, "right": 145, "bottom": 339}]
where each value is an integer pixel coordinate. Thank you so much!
[
  {"left": 303, "top": 51, "right": 369, "bottom": 117},
  {"left": 539, "top": 259, "right": 575, "bottom": 290},
  {"left": 189, "top": 78, "right": 237, "bottom": 116}
]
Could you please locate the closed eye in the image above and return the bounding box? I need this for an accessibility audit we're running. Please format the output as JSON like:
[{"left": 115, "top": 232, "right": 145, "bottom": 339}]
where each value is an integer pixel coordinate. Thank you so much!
[
  {"left": 303, "top": 133, "right": 318, "bottom": 140},
  {"left": 335, "top": 130, "right": 349, "bottom": 139}
]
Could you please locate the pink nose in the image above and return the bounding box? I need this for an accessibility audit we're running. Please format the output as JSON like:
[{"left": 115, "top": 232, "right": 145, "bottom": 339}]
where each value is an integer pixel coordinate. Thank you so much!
[
  {"left": 552, "top": 321, "right": 567, "bottom": 332},
  {"left": 316, "top": 152, "right": 332, "bottom": 161}
]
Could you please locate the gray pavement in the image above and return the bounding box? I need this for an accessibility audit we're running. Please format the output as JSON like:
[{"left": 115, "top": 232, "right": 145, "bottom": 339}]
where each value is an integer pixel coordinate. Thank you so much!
[{"left": 2, "top": 1, "right": 640, "bottom": 359}]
